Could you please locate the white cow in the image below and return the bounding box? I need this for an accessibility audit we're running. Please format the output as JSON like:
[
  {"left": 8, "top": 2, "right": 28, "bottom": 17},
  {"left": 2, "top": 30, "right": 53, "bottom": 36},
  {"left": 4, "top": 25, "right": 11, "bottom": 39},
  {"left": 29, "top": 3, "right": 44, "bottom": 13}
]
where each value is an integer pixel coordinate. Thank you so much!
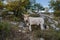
[{"left": 24, "top": 14, "right": 45, "bottom": 31}]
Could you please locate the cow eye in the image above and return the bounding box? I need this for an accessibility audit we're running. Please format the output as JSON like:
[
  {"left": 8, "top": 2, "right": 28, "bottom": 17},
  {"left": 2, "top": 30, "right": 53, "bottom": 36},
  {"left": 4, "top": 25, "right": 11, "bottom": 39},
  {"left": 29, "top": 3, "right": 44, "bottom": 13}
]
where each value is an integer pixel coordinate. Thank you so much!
[{"left": 26, "top": 20, "right": 28, "bottom": 22}]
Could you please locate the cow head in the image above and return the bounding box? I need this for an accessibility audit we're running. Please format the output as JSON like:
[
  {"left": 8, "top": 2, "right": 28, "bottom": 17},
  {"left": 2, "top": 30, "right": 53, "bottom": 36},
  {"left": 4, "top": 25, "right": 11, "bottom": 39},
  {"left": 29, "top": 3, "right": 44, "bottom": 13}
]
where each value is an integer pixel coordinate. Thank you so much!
[
  {"left": 23, "top": 14, "right": 30, "bottom": 26},
  {"left": 23, "top": 14, "right": 29, "bottom": 21}
]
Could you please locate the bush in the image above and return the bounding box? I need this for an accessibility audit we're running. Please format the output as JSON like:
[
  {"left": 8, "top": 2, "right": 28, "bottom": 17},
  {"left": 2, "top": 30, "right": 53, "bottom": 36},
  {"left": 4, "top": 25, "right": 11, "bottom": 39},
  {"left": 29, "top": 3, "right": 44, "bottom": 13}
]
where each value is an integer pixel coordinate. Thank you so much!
[
  {"left": 0, "top": 21, "right": 19, "bottom": 39},
  {"left": 34, "top": 29, "right": 60, "bottom": 40},
  {"left": 2, "top": 14, "right": 21, "bottom": 22},
  {"left": 9, "top": 16, "right": 21, "bottom": 22},
  {"left": 0, "top": 21, "right": 12, "bottom": 39},
  {"left": 0, "top": 21, "right": 11, "bottom": 32},
  {"left": 54, "top": 11, "right": 60, "bottom": 17},
  {"left": 1, "top": 11, "right": 8, "bottom": 17}
]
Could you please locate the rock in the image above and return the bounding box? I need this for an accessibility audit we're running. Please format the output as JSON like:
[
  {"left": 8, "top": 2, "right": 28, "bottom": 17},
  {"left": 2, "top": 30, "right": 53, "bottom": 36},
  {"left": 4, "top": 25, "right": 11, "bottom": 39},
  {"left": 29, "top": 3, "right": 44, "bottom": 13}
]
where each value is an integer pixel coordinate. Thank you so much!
[
  {"left": 18, "top": 22, "right": 24, "bottom": 27},
  {"left": 10, "top": 22, "right": 18, "bottom": 25},
  {"left": 55, "top": 28, "right": 60, "bottom": 31},
  {"left": 53, "top": 20, "right": 58, "bottom": 25},
  {"left": 40, "top": 38, "right": 45, "bottom": 40},
  {"left": 50, "top": 24, "right": 56, "bottom": 29},
  {"left": 46, "top": 25, "right": 49, "bottom": 30},
  {"left": 19, "top": 30, "right": 22, "bottom": 32},
  {"left": 48, "top": 19, "right": 54, "bottom": 23}
]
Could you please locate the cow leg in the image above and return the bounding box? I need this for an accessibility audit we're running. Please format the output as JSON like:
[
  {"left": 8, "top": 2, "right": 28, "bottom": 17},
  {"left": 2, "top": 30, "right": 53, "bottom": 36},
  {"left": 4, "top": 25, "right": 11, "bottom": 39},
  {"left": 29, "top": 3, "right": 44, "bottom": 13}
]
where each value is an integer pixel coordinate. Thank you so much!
[
  {"left": 29, "top": 24, "right": 32, "bottom": 31},
  {"left": 46, "top": 25, "right": 49, "bottom": 30},
  {"left": 40, "top": 24, "right": 45, "bottom": 30}
]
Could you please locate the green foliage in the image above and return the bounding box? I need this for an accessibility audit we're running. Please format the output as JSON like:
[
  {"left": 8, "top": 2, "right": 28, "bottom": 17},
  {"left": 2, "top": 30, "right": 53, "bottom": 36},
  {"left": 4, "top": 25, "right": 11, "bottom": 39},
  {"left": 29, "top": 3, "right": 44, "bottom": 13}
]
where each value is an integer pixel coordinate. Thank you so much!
[
  {"left": 6, "top": 0, "right": 30, "bottom": 17},
  {"left": 1, "top": 11, "right": 8, "bottom": 17},
  {"left": 0, "top": 21, "right": 11, "bottom": 33},
  {"left": 49, "top": 0, "right": 60, "bottom": 11},
  {"left": 11, "top": 17, "right": 21, "bottom": 22},
  {"left": 34, "top": 3, "right": 45, "bottom": 10},
  {"left": 49, "top": 0, "right": 60, "bottom": 17},
  {"left": 0, "top": 1, "right": 3, "bottom": 9},
  {"left": 54, "top": 11, "right": 60, "bottom": 17},
  {"left": 1, "top": 11, "right": 21, "bottom": 21},
  {"left": 34, "top": 29, "right": 60, "bottom": 40},
  {"left": 0, "top": 21, "right": 19, "bottom": 40}
]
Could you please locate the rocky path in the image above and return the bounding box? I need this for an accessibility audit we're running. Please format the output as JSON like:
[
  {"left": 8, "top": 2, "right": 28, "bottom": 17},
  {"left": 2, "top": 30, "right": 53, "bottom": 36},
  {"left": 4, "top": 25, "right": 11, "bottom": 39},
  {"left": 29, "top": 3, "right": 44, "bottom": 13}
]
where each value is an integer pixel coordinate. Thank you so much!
[{"left": 39, "top": 13, "right": 60, "bottom": 30}]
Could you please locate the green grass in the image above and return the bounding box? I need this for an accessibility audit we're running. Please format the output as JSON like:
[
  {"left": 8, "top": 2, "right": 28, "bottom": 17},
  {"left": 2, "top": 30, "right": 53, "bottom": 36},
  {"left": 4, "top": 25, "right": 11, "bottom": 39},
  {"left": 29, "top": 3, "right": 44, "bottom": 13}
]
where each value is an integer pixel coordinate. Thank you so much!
[{"left": 33, "top": 29, "right": 60, "bottom": 40}]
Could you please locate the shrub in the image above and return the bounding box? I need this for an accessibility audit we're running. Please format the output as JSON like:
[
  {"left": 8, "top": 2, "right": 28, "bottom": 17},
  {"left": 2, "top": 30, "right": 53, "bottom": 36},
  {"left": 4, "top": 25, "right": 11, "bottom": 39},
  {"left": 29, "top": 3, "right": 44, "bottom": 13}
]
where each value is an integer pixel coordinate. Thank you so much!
[
  {"left": 0, "top": 21, "right": 19, "bottom": 40},
  {"left": 0, "top": 21, "right": 12, "bottom": 39},
  {"left": 1, "top": 11, "right": 8, "bottom": 17},
  {"left": 54, "top": 11, "right": 60, "bottom": 17},
  {"left": 34, "top": 29, "right": 60, "bottom": 40},
  {"left": 9, "top": 16, "right": 21, "bottom": 22},
  {"left": 0, "top": 21, "right": 11, "bottom": 32}
]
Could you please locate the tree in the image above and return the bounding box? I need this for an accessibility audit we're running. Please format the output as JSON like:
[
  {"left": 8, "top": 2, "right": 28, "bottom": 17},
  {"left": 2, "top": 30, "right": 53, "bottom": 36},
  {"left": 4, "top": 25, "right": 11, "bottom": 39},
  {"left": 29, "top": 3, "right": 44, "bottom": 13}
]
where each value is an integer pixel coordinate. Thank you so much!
[
  {"left": 49, "top": 0, "right": 60, "bottom": 17},
  {"left": 6, "top": 0, "right": 30, "bottom": 17},
  {"left": 0, "top": 1, "right": 3, "bottom": 9},
  {"left": 49, "top": 0, "right": 60, "bottom": 11},
  {"left": 34, "top": 3, "right": 45, "bottom": 12}
]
